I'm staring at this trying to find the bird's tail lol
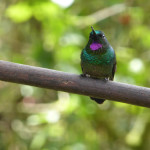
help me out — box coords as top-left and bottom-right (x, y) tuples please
(90, 97), (105, 104)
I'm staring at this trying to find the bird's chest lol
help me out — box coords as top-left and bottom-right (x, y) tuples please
(81, 49), (114, 65)
(81, 50), (115, 77)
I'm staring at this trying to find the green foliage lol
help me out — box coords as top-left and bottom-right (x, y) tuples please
(6, 2), (32, 23)
(0, 0), (150, 149)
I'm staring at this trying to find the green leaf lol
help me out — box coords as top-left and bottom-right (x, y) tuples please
(6, 3), (32, 23)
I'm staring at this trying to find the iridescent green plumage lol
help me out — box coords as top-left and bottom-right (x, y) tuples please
(81, 27), (116, 104)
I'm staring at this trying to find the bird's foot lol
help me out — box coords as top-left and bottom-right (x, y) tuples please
(86, 74), (91, 77)
(104, 77), (109, 81)
(80, 74), (90, 78)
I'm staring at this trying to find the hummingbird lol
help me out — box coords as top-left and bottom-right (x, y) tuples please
(81, 27), (116, 104)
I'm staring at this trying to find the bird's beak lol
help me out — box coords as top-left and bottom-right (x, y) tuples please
(91, 26), (98, 41)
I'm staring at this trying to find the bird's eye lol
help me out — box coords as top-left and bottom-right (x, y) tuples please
(98, 34), (105, 38)
(102, 35), (105, 38)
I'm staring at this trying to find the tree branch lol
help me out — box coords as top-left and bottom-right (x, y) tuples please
(0, 60), (149, 108)
(76, 3), (126, 28)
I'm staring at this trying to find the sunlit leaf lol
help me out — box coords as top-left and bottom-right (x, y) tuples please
(6, 3), (32, 23)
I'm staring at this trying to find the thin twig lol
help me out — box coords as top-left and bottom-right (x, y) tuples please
(76, 3), (126, 28)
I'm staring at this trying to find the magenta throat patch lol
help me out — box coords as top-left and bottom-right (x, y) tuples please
(90, 42), (102, 51)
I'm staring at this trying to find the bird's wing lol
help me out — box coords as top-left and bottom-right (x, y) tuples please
(110, 61), (116, 81)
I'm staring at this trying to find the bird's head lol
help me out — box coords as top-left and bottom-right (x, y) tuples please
(88, 26), (109, 52)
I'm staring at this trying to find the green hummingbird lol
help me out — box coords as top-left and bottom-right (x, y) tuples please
(81, 27), (116, 104)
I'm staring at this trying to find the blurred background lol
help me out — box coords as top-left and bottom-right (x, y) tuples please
(0, 0), (150, 149)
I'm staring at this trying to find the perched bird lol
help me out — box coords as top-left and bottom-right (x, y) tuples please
(81, 27), (116, 104)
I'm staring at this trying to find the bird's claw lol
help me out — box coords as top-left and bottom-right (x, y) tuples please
(80, 74), (90, 78)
